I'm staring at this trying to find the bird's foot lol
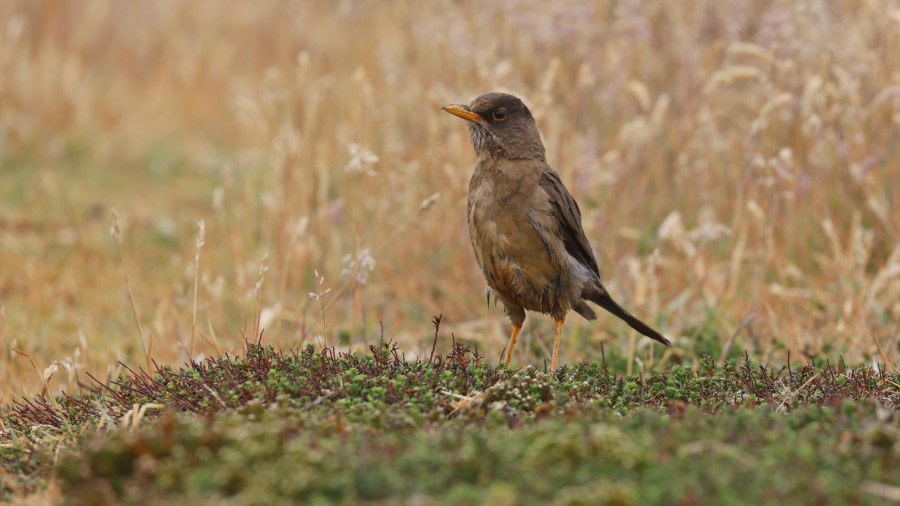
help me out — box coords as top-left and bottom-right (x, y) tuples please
(550, 317), (564, 373)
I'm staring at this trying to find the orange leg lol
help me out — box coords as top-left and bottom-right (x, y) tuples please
(551, 317), (565, 373)
(504, 324), (522, 367)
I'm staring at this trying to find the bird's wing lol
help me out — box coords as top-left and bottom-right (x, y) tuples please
(539, 167), (670, 345)
(537, 167), (601, 278)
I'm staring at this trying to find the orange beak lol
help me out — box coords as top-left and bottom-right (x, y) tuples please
(441, 104), (486, 125)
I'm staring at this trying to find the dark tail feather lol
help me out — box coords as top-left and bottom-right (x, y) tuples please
(573, 300), (597, 320)
(583, 289), (670, 346)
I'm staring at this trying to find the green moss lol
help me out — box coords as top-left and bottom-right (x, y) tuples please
(51, 404), (897, 505)
(2, 341), (897, 503)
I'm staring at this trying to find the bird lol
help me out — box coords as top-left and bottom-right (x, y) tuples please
(442, 92), (670, 372)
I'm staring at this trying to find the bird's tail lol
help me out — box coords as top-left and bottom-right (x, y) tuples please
(583, 288), (670, 346)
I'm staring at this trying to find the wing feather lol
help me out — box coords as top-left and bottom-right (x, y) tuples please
(538, 169), (600, 277)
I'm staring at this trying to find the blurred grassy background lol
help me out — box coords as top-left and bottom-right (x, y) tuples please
(1, 0), (898, 399)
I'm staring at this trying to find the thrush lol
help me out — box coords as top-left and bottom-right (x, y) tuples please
(442, 92), (670, 372)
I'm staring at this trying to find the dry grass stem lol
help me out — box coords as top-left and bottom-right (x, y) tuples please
(190, 220), (206, 358)
(110, 210), (150, 370)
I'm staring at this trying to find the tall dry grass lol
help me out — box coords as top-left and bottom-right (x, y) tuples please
(0, 0), (898, 398)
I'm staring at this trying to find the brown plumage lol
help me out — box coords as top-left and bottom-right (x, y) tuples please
(442, 92), (669, 372)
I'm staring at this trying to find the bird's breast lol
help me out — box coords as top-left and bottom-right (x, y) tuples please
(467, 185), (565, 309)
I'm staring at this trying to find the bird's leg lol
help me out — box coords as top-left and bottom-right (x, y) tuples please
(551, 317), (565, 373)
(504, 324), (522, 367)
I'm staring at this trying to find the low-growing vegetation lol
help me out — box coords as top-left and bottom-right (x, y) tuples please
(3, 338), (897, 504)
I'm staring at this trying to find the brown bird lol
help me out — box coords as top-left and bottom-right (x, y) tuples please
(442, 92), (669, 372)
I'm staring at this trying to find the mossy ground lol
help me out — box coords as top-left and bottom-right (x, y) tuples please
(2, 339), (898, 505)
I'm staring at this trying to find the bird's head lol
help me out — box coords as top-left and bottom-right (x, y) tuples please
(442, 92), (545, 161)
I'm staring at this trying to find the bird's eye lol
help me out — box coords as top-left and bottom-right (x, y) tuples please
(492, 108), (507, 121)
